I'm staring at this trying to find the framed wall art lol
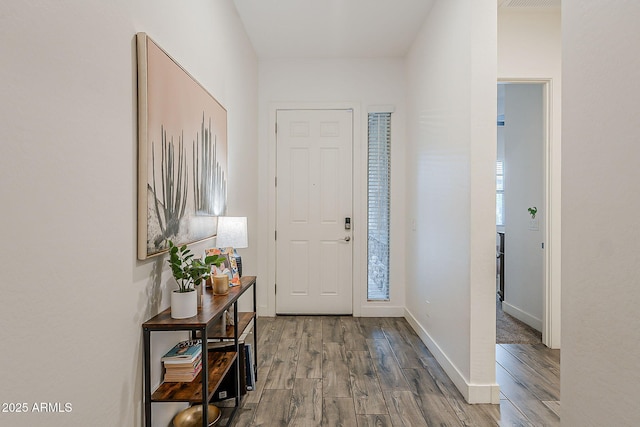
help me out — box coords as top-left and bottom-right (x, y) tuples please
(136, 32), (228, 260)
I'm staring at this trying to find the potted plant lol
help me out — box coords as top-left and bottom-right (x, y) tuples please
(167, 240), (224, 319)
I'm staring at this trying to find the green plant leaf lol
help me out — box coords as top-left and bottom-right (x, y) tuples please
(204, 255), (224, 267)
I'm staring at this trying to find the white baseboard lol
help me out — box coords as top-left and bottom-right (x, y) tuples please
(359, 305), (405, 317)
(258, 305), (404, 318)
(404, 308), (500, 404)
(257, 305), (272, 317)
(502, 301), (542, 332)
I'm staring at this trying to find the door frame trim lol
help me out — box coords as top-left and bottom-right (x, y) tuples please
(498, 78), (559, 348)
(267, 102), (362, 317)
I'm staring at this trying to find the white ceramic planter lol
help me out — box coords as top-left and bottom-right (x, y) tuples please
(171, 289), (197, 319)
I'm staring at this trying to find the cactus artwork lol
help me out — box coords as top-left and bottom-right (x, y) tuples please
(137, 33), (228, 259)
(150, 126), (189, 247)
(193, 115), (227, 216)
(145, 115), (228, 254)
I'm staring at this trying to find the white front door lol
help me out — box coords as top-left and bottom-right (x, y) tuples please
(276, 109), (353, 314)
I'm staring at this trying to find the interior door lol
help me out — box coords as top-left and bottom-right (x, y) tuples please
(276, 109), (353, 314)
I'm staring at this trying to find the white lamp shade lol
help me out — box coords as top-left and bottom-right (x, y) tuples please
(215, 217), (248, 248)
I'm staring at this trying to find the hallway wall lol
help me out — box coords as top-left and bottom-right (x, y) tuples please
(562, 1), (640, 425)
(404, 0), (498, 403)
(256, 58), (407, 317)
(0, 1), (258, 426)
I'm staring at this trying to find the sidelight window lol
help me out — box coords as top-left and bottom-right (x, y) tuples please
(367, 112), (391, 301)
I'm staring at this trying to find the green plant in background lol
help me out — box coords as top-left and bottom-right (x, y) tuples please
(167, 240), (225, 293)
(528, 206), (538, 219)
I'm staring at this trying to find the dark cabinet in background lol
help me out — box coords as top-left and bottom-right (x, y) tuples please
(497, 232), (505, 301)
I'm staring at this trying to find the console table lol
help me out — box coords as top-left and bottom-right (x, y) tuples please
(142, 275), (257, 427)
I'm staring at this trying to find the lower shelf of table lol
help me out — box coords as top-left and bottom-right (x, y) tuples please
(151, 351), (236, 403)
(201, 312), (255, 340)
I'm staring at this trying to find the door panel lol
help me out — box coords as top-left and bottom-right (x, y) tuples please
(276, 109), (353, 314)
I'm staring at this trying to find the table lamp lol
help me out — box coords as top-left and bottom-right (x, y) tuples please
(215, 216), (248, 276)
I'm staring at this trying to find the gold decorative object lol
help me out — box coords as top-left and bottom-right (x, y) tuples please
(212, 275), (229, 295)
(173, 404), (221, 427)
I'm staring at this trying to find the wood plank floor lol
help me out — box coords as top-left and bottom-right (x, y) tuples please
(218, 316), (560, 426)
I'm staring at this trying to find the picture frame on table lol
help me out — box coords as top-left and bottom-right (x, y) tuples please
(205, 247), (240, 286)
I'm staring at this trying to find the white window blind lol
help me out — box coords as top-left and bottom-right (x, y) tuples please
(367, 112), (391, 301)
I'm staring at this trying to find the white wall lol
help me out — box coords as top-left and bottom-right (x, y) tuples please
(502, 84), (544, 331)
(498, 6), (561, 348)
(0, 1), (257, 426)
(562, 1), (640, 425)
(257, 58), (407, 317)
(404, 0), (498, 403)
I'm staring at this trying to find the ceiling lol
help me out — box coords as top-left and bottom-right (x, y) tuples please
(233, 0), (561, 60)
(232, 0), (436, 59)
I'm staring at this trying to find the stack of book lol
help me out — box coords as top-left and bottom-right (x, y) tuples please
(161, 340), (203, 382)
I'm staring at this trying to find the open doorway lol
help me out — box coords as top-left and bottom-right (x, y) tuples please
(496, 82), (547, 344)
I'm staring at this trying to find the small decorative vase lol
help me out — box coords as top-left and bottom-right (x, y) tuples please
(171, 289), (198, 319)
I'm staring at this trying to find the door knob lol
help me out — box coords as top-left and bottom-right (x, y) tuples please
(344, 236), (351, 242)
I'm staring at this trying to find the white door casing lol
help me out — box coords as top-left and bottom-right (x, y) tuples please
(275, 109), (353, 314)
